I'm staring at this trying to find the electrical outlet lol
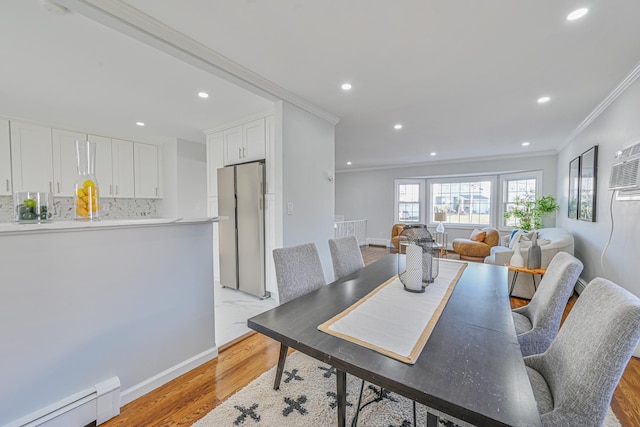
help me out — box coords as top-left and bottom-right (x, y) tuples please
(287, 202), (294, 215)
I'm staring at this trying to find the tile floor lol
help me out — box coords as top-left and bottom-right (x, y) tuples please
(214, 283), (277, 347)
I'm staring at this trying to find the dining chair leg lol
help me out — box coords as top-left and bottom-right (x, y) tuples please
(412, 401), (417, 426)
(273, 343), (288, 390)
(352, 379), (365, 427)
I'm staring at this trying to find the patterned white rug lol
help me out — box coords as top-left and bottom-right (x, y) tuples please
(193, 351), (622, 427)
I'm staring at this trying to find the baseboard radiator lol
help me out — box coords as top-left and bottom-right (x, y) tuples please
(575, 276), (588, 295)
(8, 377), (120, 427)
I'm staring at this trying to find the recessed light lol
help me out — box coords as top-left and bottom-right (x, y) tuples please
(537, 96), (551, 103)
(136, 122), (145, 127)
(341, 83), (352, 91)
(567, 8), (588, 21)
(522, 141), (530, 146)
(430, 152), (437, 156)
(394, 124), (403, 130)
(198, 92), (209, 99)
(346, 161), (352, 165)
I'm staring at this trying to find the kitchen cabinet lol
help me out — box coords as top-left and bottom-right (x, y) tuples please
(52, 128), (86, 196)
(88, 135), (114, 197)
(265, 115), (275, 194)
(223, 118), (266, 165)
(10, 121), (54, 193)
(134, 142), (160, 198)
(111, 139), (135, 198)
(206, 131), (224, 197)
(0, 119), (12, 195)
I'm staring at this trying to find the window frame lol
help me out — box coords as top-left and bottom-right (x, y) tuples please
(499, 171), (543, 230)
(394, 179), (425, 224)
(427, 176), (497, 229)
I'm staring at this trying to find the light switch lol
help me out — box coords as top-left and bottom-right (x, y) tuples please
(287, 201), (294, 215)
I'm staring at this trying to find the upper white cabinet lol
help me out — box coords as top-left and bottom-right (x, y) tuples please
(134, 142), (160, 198)
(52, 128), (86, 197)
(10, 121), (54, 193)
(88, 135), (114, 197)
(0, 119), (12, 195)
(223, 118), (266, 165)
(112, 139), (135, 198)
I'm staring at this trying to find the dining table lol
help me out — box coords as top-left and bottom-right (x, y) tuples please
(248, 254), (541, 427)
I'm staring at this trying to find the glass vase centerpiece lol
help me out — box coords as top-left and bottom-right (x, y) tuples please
(398, 224), (440, 292)
(74, 140), (100, 220)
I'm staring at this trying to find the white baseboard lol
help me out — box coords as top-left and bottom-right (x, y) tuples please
(7, 377), (120, 427)
(121, 346), (218, 405)
(574, 276), (588, 294)
(366, 238), (390, 247)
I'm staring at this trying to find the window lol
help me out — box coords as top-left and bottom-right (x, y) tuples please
(501, 172), (542, 228)
(430, 178), (493, 226)
(394, 179), (424, 223)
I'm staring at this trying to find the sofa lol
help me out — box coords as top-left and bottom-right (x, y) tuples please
(451, 228), (500, 262)
(484, 228), (575, 299)
(391, 223), (406, 251)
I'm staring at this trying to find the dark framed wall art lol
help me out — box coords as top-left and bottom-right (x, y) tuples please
(568, 156), (580, 220)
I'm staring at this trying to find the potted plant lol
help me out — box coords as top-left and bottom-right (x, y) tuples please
(504, 193), (559, 231)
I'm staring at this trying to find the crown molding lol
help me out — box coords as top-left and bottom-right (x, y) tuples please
(561, 59), (640, 149)
(336, 150), (558, 174)
(55, 0), (340, 126)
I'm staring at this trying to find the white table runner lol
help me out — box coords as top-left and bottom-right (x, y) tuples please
(318, 259), (467, 364)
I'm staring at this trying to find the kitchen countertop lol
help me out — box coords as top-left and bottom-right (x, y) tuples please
(0, 216), (228, 235)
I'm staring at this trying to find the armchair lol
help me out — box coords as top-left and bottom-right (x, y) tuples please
(451, 228), (500, 261)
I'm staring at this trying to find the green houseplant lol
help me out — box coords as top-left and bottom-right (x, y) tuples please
(504, 193), (559, 231)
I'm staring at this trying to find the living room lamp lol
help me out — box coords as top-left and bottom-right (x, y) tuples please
(434, 212), (447, 233)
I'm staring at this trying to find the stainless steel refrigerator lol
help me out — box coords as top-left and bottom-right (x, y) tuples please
(217, 162), (268, 298)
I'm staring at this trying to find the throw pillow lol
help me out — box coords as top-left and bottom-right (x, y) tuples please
(470, 229), (487, 242)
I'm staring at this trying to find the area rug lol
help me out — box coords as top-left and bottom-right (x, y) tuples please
(193, 351), (621, 427)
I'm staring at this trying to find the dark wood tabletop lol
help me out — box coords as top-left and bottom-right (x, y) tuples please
(248, 255), (541, 427)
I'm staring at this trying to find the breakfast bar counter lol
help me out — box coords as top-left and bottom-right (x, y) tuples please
(0, 217), (223, 426)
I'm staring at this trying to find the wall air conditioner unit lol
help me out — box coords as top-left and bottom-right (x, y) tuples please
(609, 140), (640, 190)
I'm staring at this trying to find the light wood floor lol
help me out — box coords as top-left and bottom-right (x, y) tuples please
(102, 246), (640, 427)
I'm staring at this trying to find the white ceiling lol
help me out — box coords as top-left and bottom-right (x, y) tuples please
(3, 1), (640, 171)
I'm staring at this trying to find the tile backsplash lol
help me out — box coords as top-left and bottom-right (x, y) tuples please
(0, 195), (157, 223)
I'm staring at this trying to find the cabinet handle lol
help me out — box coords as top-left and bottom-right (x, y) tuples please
(57, 182), (60, 193)
(49, 182), (53, 193)
(239, 147), (242, 158)
(155, 187), (158, 197)
(115, 185), (119, 195)
(243, 147), (247, 158)
(5, 179), (8, 192)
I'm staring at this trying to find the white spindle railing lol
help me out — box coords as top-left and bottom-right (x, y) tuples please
(334, 219), (367, 246)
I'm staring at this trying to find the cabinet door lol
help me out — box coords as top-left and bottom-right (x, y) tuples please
(111, 139), (134, 198)
(223, 125), (243, 165)
(52, 129), (86, 197)
(243, 118), (265, 162)
(134, 142), (159, 198)
(88, 135), (114, 197)
(264, 115), (275, 194)
(10, 121), (53, 193)
(0, 119), (11, 195)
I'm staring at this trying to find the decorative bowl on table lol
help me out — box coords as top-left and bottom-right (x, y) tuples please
(14, 192), (55, 223)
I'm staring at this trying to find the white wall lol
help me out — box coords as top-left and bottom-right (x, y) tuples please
(160, 139), (207, 218)
(0, 221), (216, 426)
(556, 73), (640, 298)
(336, 154), (558, 245)
(280, 101), (336, 282)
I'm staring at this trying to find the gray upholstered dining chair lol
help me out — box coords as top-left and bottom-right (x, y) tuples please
(524, 277), (640, 427)
(328, 235), (365, 280)
(272, 242), (326, 390)
(511, 252), (583, 356)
